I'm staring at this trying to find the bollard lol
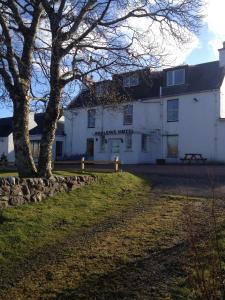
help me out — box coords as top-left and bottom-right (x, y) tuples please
(114, 156), (119, 172)
(81, 157), (85, 171)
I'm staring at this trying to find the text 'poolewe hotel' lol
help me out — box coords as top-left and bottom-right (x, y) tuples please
(64, 42), (225, 164)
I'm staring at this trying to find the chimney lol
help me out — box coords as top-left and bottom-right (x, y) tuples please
(219, 42), (225, 67)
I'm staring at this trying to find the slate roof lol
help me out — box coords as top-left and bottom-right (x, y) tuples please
(0, 117), (13, 137)
(29, 113), (65, 136)
(69, 60), (225, 109)
(0, 113), (65, 138)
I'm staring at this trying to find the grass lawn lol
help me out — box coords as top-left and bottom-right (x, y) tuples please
(0, 172), (224, 299)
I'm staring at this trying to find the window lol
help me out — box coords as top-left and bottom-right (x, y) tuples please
(123, 104), (133, 125)
(167, 69), (185, 86)
(31, 140), (40, 159)
(123, 74), (139, 87)
(87, 109), (96, 128)
(167, 99), (179, 122)
(96, 84), (106, 97)
(125, 134), (132, 151)
(99, 136), (106, 152)
(167, 135), (178, 157)
(141, 134), (148, 152)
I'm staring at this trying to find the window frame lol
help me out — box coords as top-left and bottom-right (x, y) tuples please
(167, 135), (178, 158)
(123, 74), (139, 87)
(141, 134), (148, 152)
(125, 134), (132, 151)
(95, 84), (106, 97)
(123, 104), (133, 125)
(167, 99), (179, 122)
(99, 136), (106, 152)
(87, 109), (96, 128)
(166, 69), (185, 86)
(31, 140), (40, 159)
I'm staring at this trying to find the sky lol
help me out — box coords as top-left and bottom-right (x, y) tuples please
(1, 0), (225, 118)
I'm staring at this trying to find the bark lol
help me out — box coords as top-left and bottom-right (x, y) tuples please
(12, 94), (37, 177)
(38, 94), (61, 178)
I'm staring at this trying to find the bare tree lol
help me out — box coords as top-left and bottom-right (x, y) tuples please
(0, 0), (42, 177)
(0, 0), (203, 178)
(37, 0), (203, 177)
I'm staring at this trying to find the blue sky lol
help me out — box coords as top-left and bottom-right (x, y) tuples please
(1, 0), (224, 118)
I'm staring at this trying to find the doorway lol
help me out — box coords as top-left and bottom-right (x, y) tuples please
(110, 138), (121, 161)
(86, 138), (94, 159)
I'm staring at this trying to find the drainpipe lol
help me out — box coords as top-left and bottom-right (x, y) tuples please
(160, 87), (164, 159)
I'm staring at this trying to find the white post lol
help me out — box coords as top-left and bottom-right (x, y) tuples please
(114, 156), (119, 172)
(81, 157), (85, 171)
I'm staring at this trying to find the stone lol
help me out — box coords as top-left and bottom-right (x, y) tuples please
(7, 177), (16, 185)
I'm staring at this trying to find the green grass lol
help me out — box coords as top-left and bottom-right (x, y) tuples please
(0, 172), (149, 270)
(0, 171), (225, 299)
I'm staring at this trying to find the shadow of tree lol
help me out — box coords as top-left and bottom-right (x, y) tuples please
(41, 243), (187, 300)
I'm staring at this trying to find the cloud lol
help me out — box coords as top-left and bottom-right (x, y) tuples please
(204, 0), (225, 55)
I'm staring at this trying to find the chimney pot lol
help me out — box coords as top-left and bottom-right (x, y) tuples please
(223, 41), (225, 48)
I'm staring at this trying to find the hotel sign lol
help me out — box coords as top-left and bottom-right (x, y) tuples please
(94, 129), (133, 136)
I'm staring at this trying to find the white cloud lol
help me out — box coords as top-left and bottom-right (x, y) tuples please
(204, 0), (225, 56)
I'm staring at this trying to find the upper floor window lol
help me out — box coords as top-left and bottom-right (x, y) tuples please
(95, 84), (106, 97)
(123, 74), (139, 87)
(123, 104), (133, 125)
(167, 69), (185, 86)
(87, 109), (96, 128)
(167, 99), (179, 122)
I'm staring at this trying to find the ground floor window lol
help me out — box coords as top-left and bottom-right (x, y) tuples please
(167, 135), (178, 157)
(99, 136), (106, 152)
(141, 134), (148, 152)
(125, 134), (132, 151)
(31, 140), (40, 159)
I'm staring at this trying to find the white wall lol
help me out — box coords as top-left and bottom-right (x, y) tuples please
(65, 88), (225, 164)
(65, 101), (162, 164)
(161, 90), (220, 162)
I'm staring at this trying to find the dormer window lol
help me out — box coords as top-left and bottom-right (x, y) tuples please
(123, 74), (139, 87)
(96, 84), (106, 97)
(167, 69), (185, 86)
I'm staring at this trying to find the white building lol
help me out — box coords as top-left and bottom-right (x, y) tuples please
(64, 43), (225, 164)
(0, 113), (65, 162)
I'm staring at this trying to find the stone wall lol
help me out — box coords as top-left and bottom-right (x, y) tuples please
(0, 175), (97, 208)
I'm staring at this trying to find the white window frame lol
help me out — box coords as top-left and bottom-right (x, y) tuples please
(167, 99), (179, 122)
(125, 134), (132, 151)
(99, 136), (106, 152)
(123, 104), (133, 125)
(123, 74), (139, 87)
(87, 109), (96, 128)
(31, 140), (40, 159)
(166, 69), (185, 86)
(167, 135), (178, 158)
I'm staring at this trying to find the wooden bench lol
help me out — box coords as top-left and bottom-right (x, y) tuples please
(180, 153), (207, 164)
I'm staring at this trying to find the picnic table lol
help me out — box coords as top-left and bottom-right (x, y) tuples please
(180, 153), (207, 164)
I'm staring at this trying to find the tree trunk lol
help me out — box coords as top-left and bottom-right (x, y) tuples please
(38, 93), (61, 178)
(12, 96), (37, 177)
